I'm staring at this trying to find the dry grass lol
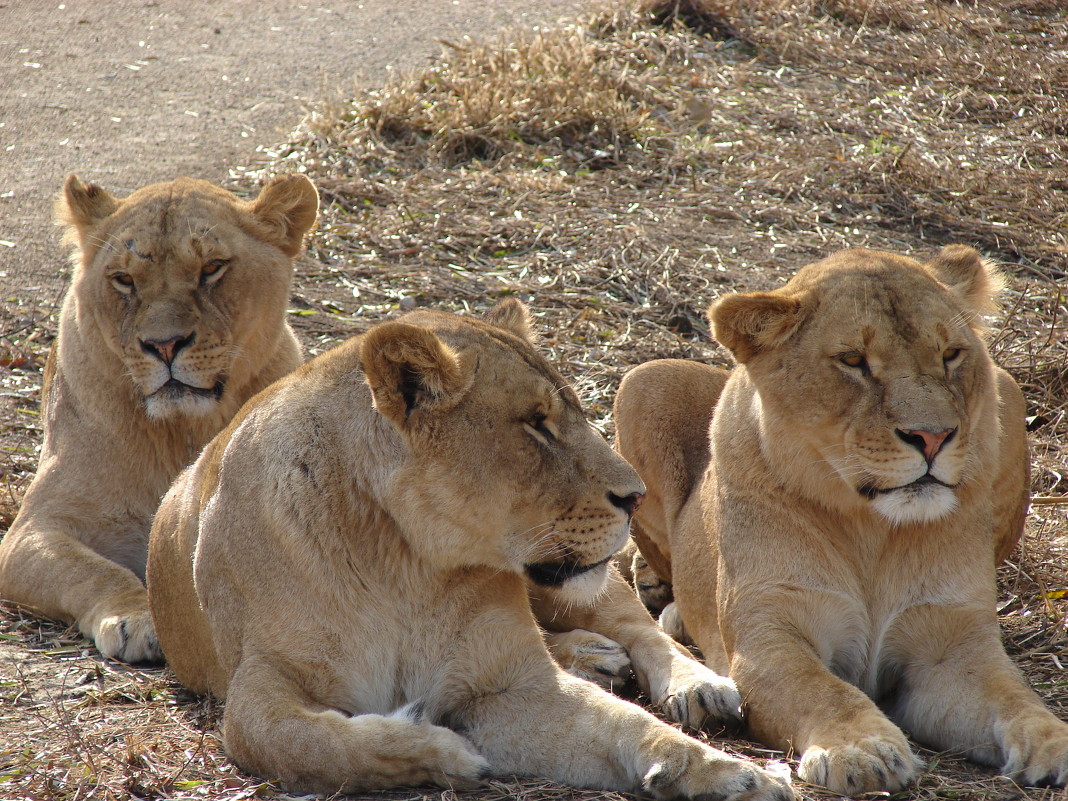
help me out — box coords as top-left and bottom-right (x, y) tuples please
(1, 0), (1067, 798)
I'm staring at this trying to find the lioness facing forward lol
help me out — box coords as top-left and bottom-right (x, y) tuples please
(0, 174), (318, 663)
(147, 301), (792, 799)
(615, 246), (1067, 794)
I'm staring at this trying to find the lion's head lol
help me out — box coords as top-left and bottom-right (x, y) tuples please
(710, 246), (1005, 526)
(58, 174), (318, 419)
(358, 300), (645, 601)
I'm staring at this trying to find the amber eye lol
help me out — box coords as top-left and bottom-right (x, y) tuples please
(942, 347), (962, 363)
(201, 258), (230, 284)
(109, 272), (134, 293)
(839, 352), (867, 370)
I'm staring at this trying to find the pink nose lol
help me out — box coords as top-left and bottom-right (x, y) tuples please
(899, 428), (955, 461)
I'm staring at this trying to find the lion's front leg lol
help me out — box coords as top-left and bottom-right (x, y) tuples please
(713, 585), (922, 795)
(890, 604), (1068, 786)
(464, 662), (792, 800)
(0, 516), (160, 664)
(530, 566), (741, 731)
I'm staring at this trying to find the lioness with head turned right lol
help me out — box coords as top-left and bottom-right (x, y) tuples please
(147, 300), (792, 799)
(615, 246), (1068, 795)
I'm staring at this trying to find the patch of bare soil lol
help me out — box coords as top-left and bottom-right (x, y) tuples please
(1, 0), (1067, 799)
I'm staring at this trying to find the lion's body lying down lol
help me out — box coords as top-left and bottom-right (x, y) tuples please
(0, 174), (318, 662)
(147, 301), (792, 799)
(616, 246), (1068, 794)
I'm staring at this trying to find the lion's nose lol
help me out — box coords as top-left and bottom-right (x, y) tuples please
(896, 427), (956, 462)
(141, 333), (195, 366)
(608, 490), (644, 516)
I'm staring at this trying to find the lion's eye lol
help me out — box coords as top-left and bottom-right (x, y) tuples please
(201, 258), (231, 285)
(525, 412), (555, 443)
(109, 273), (135, 293)
(942, 347), (962, 363)
(839, 352), (868, 371)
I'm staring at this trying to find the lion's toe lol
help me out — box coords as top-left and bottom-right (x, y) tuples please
(545, 629), (632, 691)
(646, 748), (794, 801)
(95, 611), (162, 664)
(662, 668), (742, 731)
(799, 736), (919, 795)
(658, 602), (693, 646)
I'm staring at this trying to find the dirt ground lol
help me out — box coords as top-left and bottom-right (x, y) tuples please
(0, 0), (575, 305)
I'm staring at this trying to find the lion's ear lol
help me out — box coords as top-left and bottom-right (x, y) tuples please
(361, 322), (474, 427)
(483, 298), (534, 342)
(709, 292), (804, 364)
(925, 245), (1005, 318)
(249, 174), (320, 257)
(56, 174), (119, 233)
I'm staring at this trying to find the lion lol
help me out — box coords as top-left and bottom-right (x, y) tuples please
(146, 300), (793, 799)
(614, 246), (1068, 795)
(0, 173), (319, 664)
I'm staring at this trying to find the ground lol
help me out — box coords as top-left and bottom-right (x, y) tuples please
(1, 1), (1067, 800)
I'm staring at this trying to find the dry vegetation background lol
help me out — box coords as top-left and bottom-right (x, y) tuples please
(1, 0), (1067, 799)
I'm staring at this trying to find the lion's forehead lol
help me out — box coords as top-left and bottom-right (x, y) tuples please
(812, 278), (969, 352)
(100, 199), (243, 267)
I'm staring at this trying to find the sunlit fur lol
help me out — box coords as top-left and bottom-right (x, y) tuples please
(147, 302), (791, 800)
(0, 173), (317, 663)
(616, 246), (1063, 797)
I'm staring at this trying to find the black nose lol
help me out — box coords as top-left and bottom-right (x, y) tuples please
(608, 491), (643, 516)
(140, 332), (195, 366)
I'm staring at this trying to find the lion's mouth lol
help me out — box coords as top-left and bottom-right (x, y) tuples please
(858, 473), (955, 499)
(525, 556), (611, 587)
(152, 377), (225, 401)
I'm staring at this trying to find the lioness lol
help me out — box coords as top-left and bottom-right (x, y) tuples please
(0, 174), (318, 663)
(147, 301), (792, 799)
(615, 246), (1068, 794)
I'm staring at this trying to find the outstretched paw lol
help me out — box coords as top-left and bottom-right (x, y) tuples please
(660, 659), (742, 731)
(545, 629), (632, 690)
(799, 734), (920, 795)
(95, 610), (162, 664)
(1000, 712), (1068, 787)
(645, 747), (794, 801)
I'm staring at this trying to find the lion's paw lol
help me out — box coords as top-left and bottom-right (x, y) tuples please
(545, 629), (632, 690)
(660, 661), (743, 731)
(658, 602), (693, 646)
(799, 735), (920, 795)
(94, 611), (163, 664)
(420, 725), (492, 791)
(1000, 713), (1068, 786)
(644, 747), (794, 801)
(632, 550), (672, 613)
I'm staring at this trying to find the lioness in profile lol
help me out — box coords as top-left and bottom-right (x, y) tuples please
(0, 174), (318, 663)
(147, 301), (792, 799)
(615, 246), (1068, 794)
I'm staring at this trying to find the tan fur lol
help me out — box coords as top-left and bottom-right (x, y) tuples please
(615, 246), (1062, 795)
(147, 302), (793, 798)
(0, 174), (318, 663)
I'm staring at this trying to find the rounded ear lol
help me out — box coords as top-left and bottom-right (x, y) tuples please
(56, 174), (119, 233)
(482, 297), (534, 342)
(249, 174), (320, 257)
(924, 245), (1005, 321)
(361, 322), (475, 427)
(708, 292), (805, 364)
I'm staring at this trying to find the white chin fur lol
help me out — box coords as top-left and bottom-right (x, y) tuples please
(871, 483), (959, 526)
(144, 392), (219, 420)
(551, 563), (611, 606)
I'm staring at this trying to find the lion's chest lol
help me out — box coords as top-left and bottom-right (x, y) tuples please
(810, 570), (967, 701)
(327, 570), (534, 721)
